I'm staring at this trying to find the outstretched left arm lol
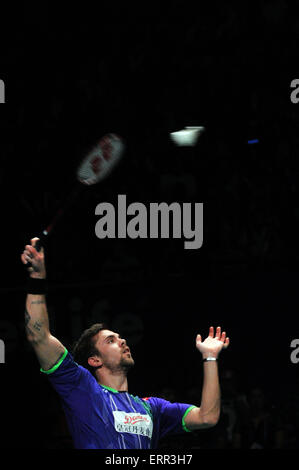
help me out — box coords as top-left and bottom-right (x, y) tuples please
(184, 326), (230, 430)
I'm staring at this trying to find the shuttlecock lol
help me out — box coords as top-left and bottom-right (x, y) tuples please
(170, 126), (205, 147)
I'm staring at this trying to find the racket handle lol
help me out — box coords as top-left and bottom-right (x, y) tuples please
(34, 239), (42, 252)
(25, 235), (45, 269)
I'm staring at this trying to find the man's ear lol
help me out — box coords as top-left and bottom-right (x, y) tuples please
(88, 356), (103, 369)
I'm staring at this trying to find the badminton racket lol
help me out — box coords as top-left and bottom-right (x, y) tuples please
(26, 132), (125, 263)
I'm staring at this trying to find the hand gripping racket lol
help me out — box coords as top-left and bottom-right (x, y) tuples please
(26, 133), (125, 261)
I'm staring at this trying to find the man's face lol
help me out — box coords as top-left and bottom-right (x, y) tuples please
(93, 329), (135, 372)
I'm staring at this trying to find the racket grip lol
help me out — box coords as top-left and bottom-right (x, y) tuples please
(34, 239), (42, 252)
(26, 236), (44, 269)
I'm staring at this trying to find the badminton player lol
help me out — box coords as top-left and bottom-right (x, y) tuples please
(21, 237), (230, 449)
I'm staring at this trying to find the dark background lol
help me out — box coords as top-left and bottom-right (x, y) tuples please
(1, 0), (299, 449)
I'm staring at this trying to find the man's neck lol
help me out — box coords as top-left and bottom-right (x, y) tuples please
(96, 369), (129, 392)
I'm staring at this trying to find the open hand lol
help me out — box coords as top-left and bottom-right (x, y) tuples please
(196, 326), (229, 359)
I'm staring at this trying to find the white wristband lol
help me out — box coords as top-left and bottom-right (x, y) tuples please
(203, 357), (217, 362)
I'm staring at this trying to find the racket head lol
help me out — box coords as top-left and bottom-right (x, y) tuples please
(77, 133), (125, 185)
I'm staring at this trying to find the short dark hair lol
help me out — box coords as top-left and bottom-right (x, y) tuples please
(72, 323), (108, 377)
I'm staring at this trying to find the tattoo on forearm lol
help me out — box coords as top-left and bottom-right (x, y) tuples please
(24, 308), (31, 326)
(33, 321), (42, 331)
(24, 307), (43, 339)
(31, 300), (45, 305)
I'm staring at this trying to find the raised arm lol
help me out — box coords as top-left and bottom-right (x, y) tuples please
(21, 237), (66, 371)
(184, 326), (230, 430)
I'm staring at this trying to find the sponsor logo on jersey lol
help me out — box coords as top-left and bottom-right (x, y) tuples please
(113, 411), (153, 438)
